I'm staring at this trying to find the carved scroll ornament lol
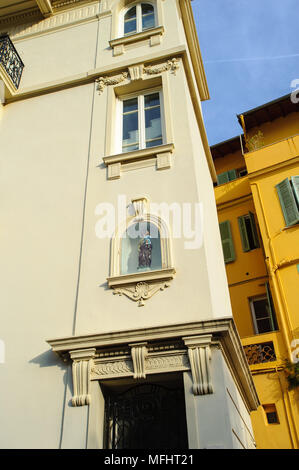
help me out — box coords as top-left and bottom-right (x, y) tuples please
(113, 281), (170, 307)
(96, 58), (180, 94)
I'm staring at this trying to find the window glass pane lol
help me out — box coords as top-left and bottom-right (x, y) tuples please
(256, 318), (272, 334)
(123, 98), (139, 150)
(123, 98), (138, 113)
(145, 92), (160, 108)
(142, 4), (154, 15)
(146, 138), (163, 148)
(253, 299), (269, 319)
(266, 412), (278, 424)
(124, 18), (137, 35)
(125, 6), (136, 20)
(145, 106), (162, 142)
(142, 13), (155, 30)
(122, 143), (139, 153)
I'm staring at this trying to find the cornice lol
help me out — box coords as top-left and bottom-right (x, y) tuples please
(179, 0), (209, 102)
(246, 154), (299, 181)
(47, 317), (259, 411)
(0, 9), (42, 28)
(0, 1), (97, 29)
(5, 46), (186, 103)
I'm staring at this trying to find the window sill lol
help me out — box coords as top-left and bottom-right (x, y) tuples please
(103, 143), (175, 179)
(109, 26), (165, 56)
(107, 267), (176, 288)
(282, 223), (299, 231)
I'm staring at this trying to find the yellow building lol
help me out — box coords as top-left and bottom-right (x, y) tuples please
(212, 93), (299, 449)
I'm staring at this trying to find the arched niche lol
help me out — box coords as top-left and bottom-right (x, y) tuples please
(107, 205), (175, 306)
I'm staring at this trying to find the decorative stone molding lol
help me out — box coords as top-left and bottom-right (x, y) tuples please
(4, 4), (101, 42)
(109, 26), (165, 57)
(91, 359), (133, 378)
(96, 72), (128, 95)
(144, 58), (180, 76)
(47, 319), (260, 411)
(70, 348), (96, 407)
(36, 0), (53, 17)
(146, 352), (189, 373)
(112, 279), (171, 307)
(96, 58), (180, 97)
(103, 143), (175, 179)
(128, 64), (144, 81)
(131, 196), (149, 220)
(130, 342), (148, 379)
(183, 335), (213, 396)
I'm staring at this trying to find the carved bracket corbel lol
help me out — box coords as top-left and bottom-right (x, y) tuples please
(70, 348), (96, 406)
(96, 72), (129, 94)
(130, 342), (148, 379)
(183, 335), (213, 396)
(113, 281), (170, 307)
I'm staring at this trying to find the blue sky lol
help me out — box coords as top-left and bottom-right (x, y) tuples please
(192, 0), (299, 145)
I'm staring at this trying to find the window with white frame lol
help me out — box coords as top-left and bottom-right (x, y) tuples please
(121, 90), (164, 153)
(123, 3), (156, 36)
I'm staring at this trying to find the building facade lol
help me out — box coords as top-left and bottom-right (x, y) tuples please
(212, 94), (299, 449)
(0, 0), (258, 449)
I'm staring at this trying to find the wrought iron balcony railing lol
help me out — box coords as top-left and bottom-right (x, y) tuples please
(0, 34), (24, 90)
(243, 341), (276, 365)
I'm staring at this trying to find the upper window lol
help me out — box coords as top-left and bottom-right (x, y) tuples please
(250, 284), (278, 334)
(263, 404), (279, 424)
(121, 90), (164, 153)
(275, 176), (299, 227)
(216, 168), (248, 185)
(238, 212), (260, 252)
(124, 3), (155, 36)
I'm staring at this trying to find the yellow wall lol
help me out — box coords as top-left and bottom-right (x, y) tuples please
(251, 372), (295, 449)
(215, 175), (268, 337)
(247, 111), (299, 148)
(245, 136), (299, 348)
(213, 149), (245, 175)
(213, 110), (299, 448)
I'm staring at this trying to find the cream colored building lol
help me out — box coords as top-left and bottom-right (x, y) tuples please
(0, 0), (259, 449)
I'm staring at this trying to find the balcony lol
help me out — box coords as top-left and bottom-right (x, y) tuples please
(0, 34), (24, 93)
(243, 341), (276, 365)
(242, 331), (286, 371)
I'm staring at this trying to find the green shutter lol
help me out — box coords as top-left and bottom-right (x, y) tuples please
(249, 212), (260, 248)
(217, 172), (230, 185)
(217, 170), (237, 185)
(219, 221), (236, 263)
(275, 178), (299, 226)
(291, 176), (299, 207)
(228, 169), (237, 181)
(265, 282), (276, 331)
(238, 215), (250, 252)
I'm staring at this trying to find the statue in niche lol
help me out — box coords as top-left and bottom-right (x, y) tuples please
(138, 231), (152, 269)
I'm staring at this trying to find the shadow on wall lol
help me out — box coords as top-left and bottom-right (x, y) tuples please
(29, 349), (72, 403)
